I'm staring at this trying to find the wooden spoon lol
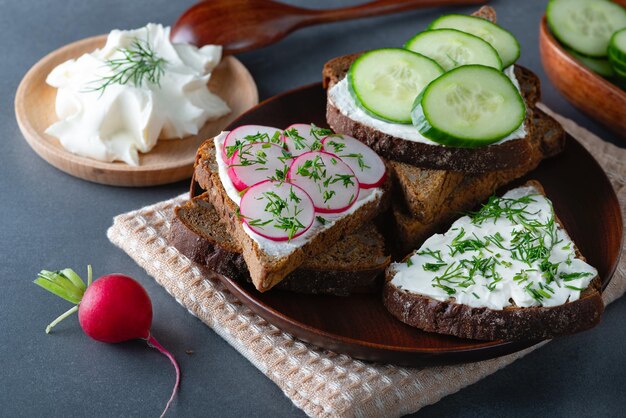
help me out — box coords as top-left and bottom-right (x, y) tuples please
(171, 0), (489, 54)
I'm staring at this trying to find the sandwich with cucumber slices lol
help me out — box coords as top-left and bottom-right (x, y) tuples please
(325, 7), (538, 173)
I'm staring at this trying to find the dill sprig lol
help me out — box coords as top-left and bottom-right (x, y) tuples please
(341, 153), (370, 171)
(295, 155), (327, 181)
(247, 188), (307, 240)
(416, 248), (443, 263)
(327, 173), (356, 188)
(225, 132), (283, 159)
(324, 139), (370, 172)
(284, 128), (308, 151)
(469, 195), (539, 225)
(448, 228), (487, 256)
(309, 124), (334, 140)
(326, 140), (346, 154)
(87, 37), (167, 95)
(284, 125), (329, 152)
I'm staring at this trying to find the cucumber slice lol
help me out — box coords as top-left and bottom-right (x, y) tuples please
(609, 28), (626, 69)
(404, 29), (502, 71)
(614, 63), (626, 78)
(547, 0), (626, 58)
(612, 60), (626, 77)
(411, 65), (526, 147)
(428, 14), (520, 67)
(348, 48), (444, 124)
(568, 48), (615, 77)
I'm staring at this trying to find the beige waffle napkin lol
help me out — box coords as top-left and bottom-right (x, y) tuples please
(108, 105), (625, 418)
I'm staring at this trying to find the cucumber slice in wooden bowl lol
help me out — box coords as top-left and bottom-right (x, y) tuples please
(567, 48), (615, 77)
(411, 65), (526, 148)
(347, 48), (443, 124)
(404, 28), (502, 71)
(428, 14), (520, 67)
(609, 28), (626, 72)
(547, 0), (626, 58)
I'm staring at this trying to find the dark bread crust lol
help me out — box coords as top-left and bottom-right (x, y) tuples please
(170, 199), (248, 279)
(194, 140), (392, 292)
(382, 278), (603, 341)
(169, 196), (390, 296)
(323, 51), (542, 173)
(383, 180), (604, 341)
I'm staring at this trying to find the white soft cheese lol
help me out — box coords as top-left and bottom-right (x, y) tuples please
(213, 131), (383, 258)
(327, 65), (526, 146)
(46, 23), (230, 165)
(389, 185), (597, 310)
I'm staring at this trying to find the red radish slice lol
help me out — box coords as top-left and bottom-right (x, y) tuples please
(282, 123), (327, 156)
(227, 142), (289, 191)
(222, 125), (283, 162)
(288, 151), (360, 213)
(240, 180), (315, 241)
(322, 135), (386, 189)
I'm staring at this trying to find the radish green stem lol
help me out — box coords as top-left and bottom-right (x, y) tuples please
(45, 305), (79, 334)
(147, 335), (180, 418)
(87, 265), (93, 286)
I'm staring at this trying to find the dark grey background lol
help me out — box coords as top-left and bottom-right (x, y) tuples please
(1, 0), (624, 416)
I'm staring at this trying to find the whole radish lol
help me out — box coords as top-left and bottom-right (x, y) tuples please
(34, 266), (179, 418)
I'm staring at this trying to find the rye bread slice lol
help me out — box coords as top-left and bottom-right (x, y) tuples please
(383, 180), (604, 341)
(325, 56), (541, 173)
(193, 139), (392, 292)
(169, 194), (390, 296)
(391, 107), (566, 253)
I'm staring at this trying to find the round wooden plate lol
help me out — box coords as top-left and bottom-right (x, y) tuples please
(14, 35), (258, 187)
(213, 83), (622, 366)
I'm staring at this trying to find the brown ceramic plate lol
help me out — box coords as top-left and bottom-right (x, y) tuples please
(213, 83), (622, 366)
(539, 4), (626, 140)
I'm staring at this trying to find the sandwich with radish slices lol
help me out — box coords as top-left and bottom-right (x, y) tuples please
(188, 123), (391, 292)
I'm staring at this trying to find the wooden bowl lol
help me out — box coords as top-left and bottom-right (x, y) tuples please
(14, 35), (258, 187)
(539, 14), (626, 139)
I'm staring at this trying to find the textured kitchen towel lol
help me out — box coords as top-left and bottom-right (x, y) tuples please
(108, 106), (625, 418)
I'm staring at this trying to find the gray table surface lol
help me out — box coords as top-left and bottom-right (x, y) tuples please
(2, 0), (625, 416)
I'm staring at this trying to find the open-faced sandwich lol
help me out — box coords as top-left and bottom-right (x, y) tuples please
(169, 6), (604, 341)
(384, 180), (603, 341)
(189, 124), (391, 292)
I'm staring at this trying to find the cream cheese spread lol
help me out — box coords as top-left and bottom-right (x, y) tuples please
(46, 23), (230, 165)
(327, 66), (526, 146)
(213, 132), (383, 258)
(389, 185), (597, 310)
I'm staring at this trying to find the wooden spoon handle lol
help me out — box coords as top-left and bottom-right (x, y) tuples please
(303, 0), (490, 24)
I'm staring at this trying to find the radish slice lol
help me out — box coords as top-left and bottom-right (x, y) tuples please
(240, 180), (315, 241)
(223, 125), (283, 162)
(288, 151), (360, 213)
(282, 124), (332, 156)
(321, 135), (387, 189)
(228, 142), (289, 191)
